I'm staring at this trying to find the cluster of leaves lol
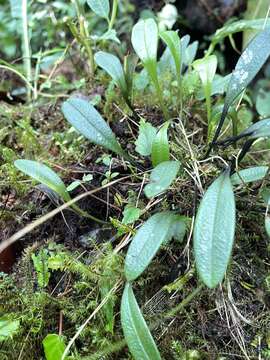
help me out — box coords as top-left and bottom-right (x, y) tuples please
(5, 4), (270, 360)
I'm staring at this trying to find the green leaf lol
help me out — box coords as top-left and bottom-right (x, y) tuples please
(265, 216), (270, 238)
(32, 249), (51, 288)
(86, 0), (110, 19)
(9, 0), (22, 19)
(131, 18), (168, 120)
(160, 31), (181, 78)
(0, 317), (20, 341)
(124, 54), (138, 97)
(120, 283), (161, 360)
(214, 27), (270, 142)
(144, 161), (180, 198)
(122, 206), (142, 225)
(197, 74), (232, 100)
(151, 122), (170, 167)
(256, 88), (270, 117)
(62, 97), (125, 157)
(125, 212), (177, 281)
(14, 160), (70, 202)
(135, 121), (157, 156)
(95, 51), (128, 102)
(240, 118), (270, 139)
(183, 40), (198, 66)
(43, 334), (66, 360)
(66, 180), (81, 192)
(168, 215), (187, 243)
(194, 170), (236, 288)
(243, 1), (270, 47)
(193, 55), (217, 87)
(262, 188), (270, 205)
(231, 166), (268, 185)
(131, 18), (158, 64)
(91, 29), (120, 44)
(210, 18), (270, 50)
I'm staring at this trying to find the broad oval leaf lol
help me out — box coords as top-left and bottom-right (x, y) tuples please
(86, 0), (110, 19)
(194, 170), (236, 288)
(213, 27), (270, 143)
(94, 51), (128, 98)
(240, 118), (270, 139)
(121, 283), (161, 360)
(62, 97), (125, 156)
(231, 166), (268, 185)
(144, 161), (180, 198)
(160, 31), (181, 77)
(14, 160), (70, 202)
(125, 212), (176, 281)
(151, 122), (170, 167)
(131, 18), (158, 63)
(43, 334), (66, 360)
(135, 121), (157, 156)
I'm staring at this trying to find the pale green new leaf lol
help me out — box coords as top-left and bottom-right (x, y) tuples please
(151, 122), (170, 166)
(121, 283), (161, 360)
(0, 317), (20, 341)
(160, 31), (181, 77)
(135, 121), (157, 156)
(214, 28), (270, 142)
(131, 18), (158, 63)
(86, 0), (110, 19)
(194, 170), (236, 288)
(125, 212), (176, 281)
(62, 98), (125, 156)
(14, 160), (70, 202)
(94, 51), (128, 99)
(193, 55), (217, 86)
(231, 166), (268, 185)
(144, 161), (180, 198)
(43, 334), (66, 360)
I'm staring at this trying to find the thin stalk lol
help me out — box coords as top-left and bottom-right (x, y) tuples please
(21, 0), (32, 101)
(204, 82), (212, 141)
(177, 73), (183, 115)
(108, 0), (118, 30)
(148, 64), (169, 121)
(72, 0), (94, 76)
(71, 203), (107, 225)
(231, 109), (238, 149)
(33, 51), (42, 100)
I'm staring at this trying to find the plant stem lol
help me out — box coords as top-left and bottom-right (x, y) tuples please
(72, 0), (95, 76)
(21, 0), (32, 101)
(205, 83), (212, 141)
(108, 0), (118, 30)
(148, 64), (169, 121)
(159, 283), (204, 321)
